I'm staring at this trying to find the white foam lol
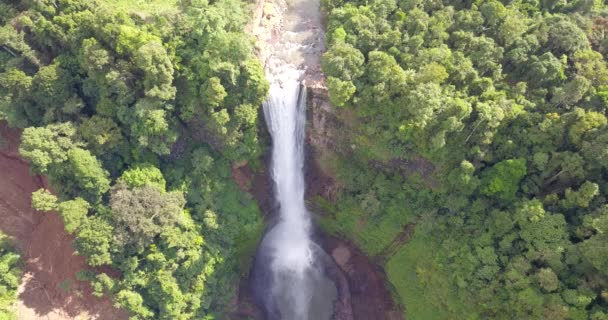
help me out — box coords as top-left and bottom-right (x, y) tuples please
(263, 57), (314, 319)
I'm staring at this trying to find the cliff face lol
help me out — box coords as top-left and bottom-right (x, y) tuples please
(306, 87), (333, 155)
(304, 87), (405, 320)
(305, 86), (340, 202)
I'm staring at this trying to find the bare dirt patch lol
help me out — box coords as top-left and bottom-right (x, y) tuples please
(0, 122), (126, 320)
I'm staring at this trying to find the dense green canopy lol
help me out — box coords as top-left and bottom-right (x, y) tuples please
(0, 233), (20, 319)
(321, 0), (608, 318)
(0, 0), (266, 318)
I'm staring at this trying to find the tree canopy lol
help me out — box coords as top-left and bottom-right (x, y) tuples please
(1, 0), (266, 318)
(321, 0), (608, 318)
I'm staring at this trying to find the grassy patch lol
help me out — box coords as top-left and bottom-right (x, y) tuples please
(386, 214), (480, 320)
(101, 0), (180, 15)
(317, 197), (415, 256)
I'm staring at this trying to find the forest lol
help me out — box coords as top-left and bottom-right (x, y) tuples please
(2, 0), (608, 319)
(320, 0), (608, 319)
(1, 0), (267, 318)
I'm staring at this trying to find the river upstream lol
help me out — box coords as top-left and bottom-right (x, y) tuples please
(250, 0), (337, 318)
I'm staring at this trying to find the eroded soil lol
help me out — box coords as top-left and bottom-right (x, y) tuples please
(0, 122), (126, 320)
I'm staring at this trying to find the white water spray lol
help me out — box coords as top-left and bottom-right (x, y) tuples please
(252, 0), (335, 317)
(262, 58), (315, 319)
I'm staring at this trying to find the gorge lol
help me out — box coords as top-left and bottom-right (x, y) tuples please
(3, 0), (608, 319)
(250, 0), (339, 318)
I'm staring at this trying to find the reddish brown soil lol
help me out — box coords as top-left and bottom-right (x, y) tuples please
(320, 234), (403, 320)
(0, 122), (126, 320)
(231, 157), (275, 216)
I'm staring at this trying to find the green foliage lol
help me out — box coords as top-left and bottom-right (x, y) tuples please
(110, 183), (186, 248)
(115, 290), (154, 319)
(1, 1), (268, 317)
(0, 233), (21, 320)
(327, 77), (356, 107)
(31, 188), (57, 212)
(537, 268), (559, 292)
(58, 198), (89, 234)
(63, 148), (111, 204)
(321, 0), (608, 318)
(73, 216), (113, 267)
(118, 163), (166, 192)
(480, 158), (527, 201)
(19, 123), (78, 173)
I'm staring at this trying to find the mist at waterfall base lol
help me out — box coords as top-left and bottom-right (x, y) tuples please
(251, 63), (337, 320)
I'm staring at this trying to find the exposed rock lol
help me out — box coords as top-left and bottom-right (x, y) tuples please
(332, 245), (351, 270)
(231, 161), (252, 191)
(320, 234), (404, 320)
(304, 86), (346, 202)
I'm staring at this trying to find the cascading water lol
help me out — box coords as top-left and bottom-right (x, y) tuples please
(251, 0), (336, 317)
(255, 57), (336, 320)
(263, 64), (311, 280)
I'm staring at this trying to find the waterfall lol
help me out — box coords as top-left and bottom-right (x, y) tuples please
(263, 67), (311, 274)
(251, 0), (335, 317)
(261, 59), (315, 319)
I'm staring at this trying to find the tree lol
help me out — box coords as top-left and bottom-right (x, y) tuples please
(134, 41), (176, 101)
(57, 198), (89, 234)
(572, 49), (608, 86)
(327, 77), (356, 107)
(551, 76), (591, 108)
(115, 290), (154, 319)
(546, 16), (590, 54)
(78, 116), (123, 154)
(527, 52), (566, 87)
(233, 103), (258, 127)
(481, 158), (527, 201)
(19, 123), (78, 173)
(63, 148), (110, 203)
(73, 216), (113, 266)
(537, 268), (559, 292)
(515, 198), (546, 223)
(418, 61), (449, 84)
(579, 209), (608, 274)
(118, 163), (166, 192)
(31, 189), (57, 212)
(79, 38), (111, 76)
(0, 232), (21, 320)
(561, 181), (599, 209)
(130, 100), (177, 155)
(201, 77), (227, 107)
(321, 43), (365, 81)
(497, 9), (528, 46)
(110, 183), (186, 247)
(0, 68), (33, 128)
(91, 273), (116, 298)
(568, 108), (607, 146)
(30, 63), (82, 124)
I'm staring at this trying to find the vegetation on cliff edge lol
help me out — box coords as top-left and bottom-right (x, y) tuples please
(0, 0), (268, 318)
(321, 0), (608, 318)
